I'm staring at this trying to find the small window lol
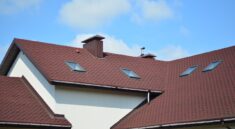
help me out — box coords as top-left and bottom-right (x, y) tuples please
(203, 60), (222, 72)
(66, 61), (86, 72)
(122, 68), (140, 79)
(180, 65), (198, 77)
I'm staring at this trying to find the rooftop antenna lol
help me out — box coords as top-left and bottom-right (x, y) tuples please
(141, 47), (145, 56)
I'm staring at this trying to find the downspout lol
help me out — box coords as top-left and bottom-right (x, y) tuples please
(147, 90), (150, 103)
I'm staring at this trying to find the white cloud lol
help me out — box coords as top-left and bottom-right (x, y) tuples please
(59, 0), (130, 29)
(59, 0), (176, 29)
(71, 34), (189, 61)
(132, 0), (174, 23)
(72, 34), (141, 56)
(156, 45), (189, 61)
(0, 0), (41, 15)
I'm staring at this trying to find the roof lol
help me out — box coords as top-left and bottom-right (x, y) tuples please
(0, 38), (235, 128)
(1, 38), (167, 92)
(0, 76), (71, 128)
(113, 46), (235, 128)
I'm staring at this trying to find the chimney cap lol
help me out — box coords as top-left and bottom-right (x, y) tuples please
(82, 35), (105, 43)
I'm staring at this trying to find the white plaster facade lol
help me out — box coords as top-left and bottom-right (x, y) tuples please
(7, 51), (146, 129)
(55, 86), (145, 129)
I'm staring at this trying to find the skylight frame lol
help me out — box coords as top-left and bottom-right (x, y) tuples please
(65, 61), (86, 72)
(121, 68), (140, 79)
(202, 60), (222, 72)
(180, 65), (198, 77)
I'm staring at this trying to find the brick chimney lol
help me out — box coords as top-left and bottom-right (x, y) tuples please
(82, 35), (105, 58)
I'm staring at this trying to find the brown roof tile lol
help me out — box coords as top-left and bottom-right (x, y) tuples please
(13, 38), (167, 91)
(0, 76), (71, 128)
(113, 46), (235, 128)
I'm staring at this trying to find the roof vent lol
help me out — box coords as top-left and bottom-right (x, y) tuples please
(141, 53), (156, 59)
(140, 47), (156, 59)
(82, 35), (105, 58)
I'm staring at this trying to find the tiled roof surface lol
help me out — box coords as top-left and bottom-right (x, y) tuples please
(0, 76), (71, 128)
(13, 39), (167, 91)
(113, 46), (235, 128)
(1, 38), (235, 128)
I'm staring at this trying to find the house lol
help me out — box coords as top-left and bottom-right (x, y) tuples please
(0, 35), (234, 129)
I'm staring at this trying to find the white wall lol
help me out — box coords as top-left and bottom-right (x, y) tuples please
(55, 86), (146, 129)
(7, 51), (56, 111)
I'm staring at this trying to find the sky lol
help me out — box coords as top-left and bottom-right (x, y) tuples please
(0, 0), (235, 62)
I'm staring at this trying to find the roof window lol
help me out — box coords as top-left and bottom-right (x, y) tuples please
(203, 60), (222, 72)
(66, 61), (86, 72)
(180, 65), (198, 77)
(122, 68), (140, 79)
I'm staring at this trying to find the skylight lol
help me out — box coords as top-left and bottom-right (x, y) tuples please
(122, 68), (140, 79)
(66, 61), (86, 72)
(203, 60), (222, 72)
(180, 65), (198, 77)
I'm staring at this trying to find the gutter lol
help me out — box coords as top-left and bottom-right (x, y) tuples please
(131, 117), (235, 129)
(51, 80), (163, 94)
(0, 121), (71, 129)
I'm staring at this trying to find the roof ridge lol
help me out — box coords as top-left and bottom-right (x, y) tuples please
(14, 38), (167, 62)
(105, 52), (167, 63)
(169, 45), (235, 62)
(13, 38), (235, 63)
(14, 38), (80, 50)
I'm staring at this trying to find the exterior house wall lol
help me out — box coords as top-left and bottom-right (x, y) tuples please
(55, 86), (146, 129)
(7, 51), (56, 111)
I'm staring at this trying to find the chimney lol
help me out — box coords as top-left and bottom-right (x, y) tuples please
(82, 35), (105, 58)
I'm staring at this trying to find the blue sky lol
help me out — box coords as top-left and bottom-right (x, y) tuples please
(0, 0), (235, 62)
